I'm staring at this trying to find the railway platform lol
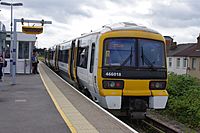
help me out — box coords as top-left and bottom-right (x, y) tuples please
(0, 72), (70, 133)
(0, 62), (137, 133)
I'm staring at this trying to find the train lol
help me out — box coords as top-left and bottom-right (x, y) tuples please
(44, 22), (168, 119)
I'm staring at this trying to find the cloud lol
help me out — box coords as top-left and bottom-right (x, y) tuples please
(150, 0), (200, 28)
(1, 0), (200, 47)
(18, 0), (108, 23)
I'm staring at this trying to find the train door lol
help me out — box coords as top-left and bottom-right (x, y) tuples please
(73, 40), (79, 83)
(50, 47), (55, 67)
(88, 42), (97, 93)
(76, 38), (90, 87)
(54, 45), (60, 71)
(69, 40), (76, 80)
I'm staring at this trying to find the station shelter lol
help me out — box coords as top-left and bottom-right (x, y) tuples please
(3, 32), (37, 74)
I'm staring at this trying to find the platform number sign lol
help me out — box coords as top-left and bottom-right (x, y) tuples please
(22, 26), (43, 34)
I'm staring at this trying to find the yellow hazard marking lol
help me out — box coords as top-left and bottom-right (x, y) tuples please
(39, 66), (77, 133)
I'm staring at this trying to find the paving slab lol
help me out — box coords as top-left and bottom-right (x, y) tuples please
(0, 74), (70, 133)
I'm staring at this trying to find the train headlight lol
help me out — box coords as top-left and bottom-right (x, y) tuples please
(149, 81), (166, 90)
(110, 81), (115, 88)
(103, 80), (124, 89)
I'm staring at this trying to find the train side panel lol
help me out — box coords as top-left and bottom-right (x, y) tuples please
(76, 34), (100, 100)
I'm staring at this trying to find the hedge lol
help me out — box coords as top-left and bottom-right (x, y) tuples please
(158, 73), (200, 128)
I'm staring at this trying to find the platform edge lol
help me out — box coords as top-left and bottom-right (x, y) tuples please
(39, 67), (77, 133)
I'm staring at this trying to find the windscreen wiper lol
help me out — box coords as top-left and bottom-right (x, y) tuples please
(121, 47), (133, 66)
(141, 46), (155, 70)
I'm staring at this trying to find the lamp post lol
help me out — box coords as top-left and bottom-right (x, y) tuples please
(1, 1), (23, 85)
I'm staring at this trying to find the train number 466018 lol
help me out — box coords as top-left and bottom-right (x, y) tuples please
(105, 72), (122, 77)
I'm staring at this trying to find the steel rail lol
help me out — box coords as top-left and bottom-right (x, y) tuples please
(141, 116), (180, 133)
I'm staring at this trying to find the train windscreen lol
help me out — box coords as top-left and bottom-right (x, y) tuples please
(138, 39), (165, 68)
(103, 38), (136, 67)
(103, 38), (166, 69)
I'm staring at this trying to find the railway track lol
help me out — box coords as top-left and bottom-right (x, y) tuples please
(55, 68), (181, 133)
(142, 116), (180, 133)
(119, 115), (180, 133)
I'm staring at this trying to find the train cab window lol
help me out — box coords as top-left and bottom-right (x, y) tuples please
(90, 43), (95, 73)
(103, 38), (136, 67)
(138, 39), (165, 68)
(78, 46), (89, 68)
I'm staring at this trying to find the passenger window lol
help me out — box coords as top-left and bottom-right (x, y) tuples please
(63, 50), (68, 63)
(51, 51), (54, 60)
(58, 50), (62, 61)
(58, 50), (68, 63)
(78, 46), (89, 68)
(90, 43), (95, 73)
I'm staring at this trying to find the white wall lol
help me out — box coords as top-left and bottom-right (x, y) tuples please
(167, 57), (188, 75)
(6, 32), (36, 41)
(17, 33), (36, 41)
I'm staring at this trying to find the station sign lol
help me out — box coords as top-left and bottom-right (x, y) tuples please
(22, 26), (43, 34)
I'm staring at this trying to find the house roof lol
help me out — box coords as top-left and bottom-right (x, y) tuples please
(167, 43), (194, 56)
(167, 34), (200, 57)
(175, 44), (200, 57)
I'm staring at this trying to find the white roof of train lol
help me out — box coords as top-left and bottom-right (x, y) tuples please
(102, 22), (159, 33)
(53, 22), (161, 48)
(80, 22), (160, 38)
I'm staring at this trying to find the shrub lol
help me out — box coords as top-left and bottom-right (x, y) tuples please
(159, 73), (200, 128)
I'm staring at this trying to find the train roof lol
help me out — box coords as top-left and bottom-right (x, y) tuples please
(80, 22), (160, 37)
(51, 22), (161, 48)
(101, 22), (159, 34)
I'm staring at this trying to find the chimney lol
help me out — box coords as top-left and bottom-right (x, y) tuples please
(164, 36), (173, 53)
(197, 34), (200, 49)
(170, 42), (177, 50)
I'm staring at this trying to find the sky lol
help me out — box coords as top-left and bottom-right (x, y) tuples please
(0, 0), (200, 48)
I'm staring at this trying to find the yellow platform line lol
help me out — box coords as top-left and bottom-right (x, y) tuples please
(39, 65), (77, 133)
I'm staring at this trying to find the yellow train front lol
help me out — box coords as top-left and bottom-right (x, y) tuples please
(46, 22), (168, 119)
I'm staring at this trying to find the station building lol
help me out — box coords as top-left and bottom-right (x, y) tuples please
(0, 21), (37, 74)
